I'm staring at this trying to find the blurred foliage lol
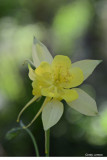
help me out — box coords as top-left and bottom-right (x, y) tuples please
(53, 0), (93, 55)
(0, 0), (107, 157)
(0, 17), (45, 100)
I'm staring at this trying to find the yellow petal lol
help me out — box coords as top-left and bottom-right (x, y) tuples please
(61, 89), (78, 102)
(28, 64), (36, 81)
(41, 86), (58, 98)
(52, 55), (72, 85)
(35, 62), (52, 87)
(69, 67), (84, 87)
(60, 67), (84, 88)
(52, 55), (71, 70)
(32, 80), (41, 96)
(35, 61), (51, 76)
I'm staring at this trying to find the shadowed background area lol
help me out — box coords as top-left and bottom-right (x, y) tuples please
(0, 0), (107, 157)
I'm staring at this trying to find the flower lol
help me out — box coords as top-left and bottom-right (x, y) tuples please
(17, 37), (102, 130)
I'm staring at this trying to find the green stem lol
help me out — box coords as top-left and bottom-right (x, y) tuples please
(45, 129), (50, 156)
(20, 121), (39, 157)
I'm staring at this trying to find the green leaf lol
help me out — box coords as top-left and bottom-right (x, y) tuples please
(67, 88), (98, 116)
(42, 99), (64, 130)
(72, 60), (102, 80)
(32, 37), (53, 68)
(5, 127), (21, 140)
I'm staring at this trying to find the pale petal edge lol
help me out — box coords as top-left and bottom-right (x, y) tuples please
(42, 99), (64, 130)
(32, 37), (53, 67)
(67, 88), (98, 116)
(72, 60), (102, 80)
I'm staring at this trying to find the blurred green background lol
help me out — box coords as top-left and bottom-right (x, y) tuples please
(0, 0), (107, 157)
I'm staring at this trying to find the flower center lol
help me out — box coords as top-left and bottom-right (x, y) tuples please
(52, 68), (71, 88)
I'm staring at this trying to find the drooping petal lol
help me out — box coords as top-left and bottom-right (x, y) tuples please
(32, 37), (53, 67)
(42, 99), (64, 130)
(61, 89), (78, 102)
(67, 88), (98, 116)
(28, 64), (36, 81)
(60, 67), (84, 88)
(72, 60), (102, 80)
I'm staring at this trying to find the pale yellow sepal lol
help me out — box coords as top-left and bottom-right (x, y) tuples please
(32, 37), (53, 68)
(68, 88), (98, 116)
(42, 99), (64, 130)
(72, 60), (102, 80)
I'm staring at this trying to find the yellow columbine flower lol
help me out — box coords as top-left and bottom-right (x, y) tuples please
(17, 37), (102, 130)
